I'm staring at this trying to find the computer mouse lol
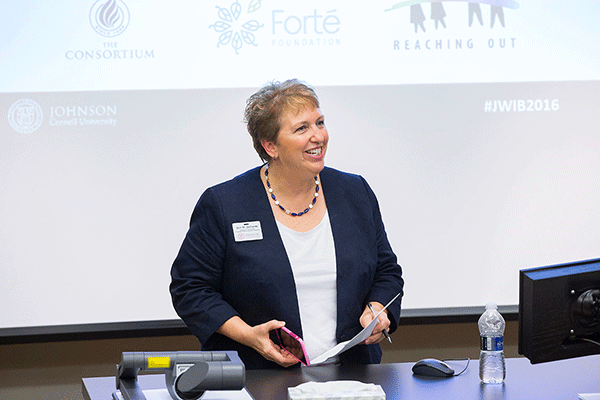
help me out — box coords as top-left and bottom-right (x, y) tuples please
(412, 358), (455, 377)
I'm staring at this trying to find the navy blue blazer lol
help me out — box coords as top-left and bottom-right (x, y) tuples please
(170, 166), (404, 369)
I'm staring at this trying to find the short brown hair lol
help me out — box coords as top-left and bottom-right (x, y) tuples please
(244, 79), (320, 162)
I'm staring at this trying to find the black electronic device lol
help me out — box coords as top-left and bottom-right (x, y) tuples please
(412, 358), (455, 377)
(519, 257), (600, 364)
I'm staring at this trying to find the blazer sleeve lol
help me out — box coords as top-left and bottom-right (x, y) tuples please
(169, 187), (239, 344)
(360, 175), (404, 334)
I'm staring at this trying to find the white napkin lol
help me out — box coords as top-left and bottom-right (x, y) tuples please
(287, 380), (386, 400)
(579, 394), (600, 400)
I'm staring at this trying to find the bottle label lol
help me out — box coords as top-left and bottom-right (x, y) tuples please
(480, 336), (503, 351)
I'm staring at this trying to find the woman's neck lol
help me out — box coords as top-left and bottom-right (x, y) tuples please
(265, 162), (317, 198)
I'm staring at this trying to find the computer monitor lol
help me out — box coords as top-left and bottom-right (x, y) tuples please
(519, 258), (600, 364)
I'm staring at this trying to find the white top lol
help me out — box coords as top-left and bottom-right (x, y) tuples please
(276, 210), (338, 364)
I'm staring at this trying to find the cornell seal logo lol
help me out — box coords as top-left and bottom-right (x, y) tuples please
(8, 99), (44, 134)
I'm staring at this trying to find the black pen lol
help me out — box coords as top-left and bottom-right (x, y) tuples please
(368, 302), (392, 344)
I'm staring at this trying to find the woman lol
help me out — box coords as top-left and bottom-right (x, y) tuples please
(170, 79), (404, 369)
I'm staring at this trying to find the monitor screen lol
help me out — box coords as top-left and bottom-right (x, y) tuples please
(519, 258), (600, 364)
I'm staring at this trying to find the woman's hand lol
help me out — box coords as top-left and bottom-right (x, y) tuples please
(217, 317), (299, 367)
(359, 302), (391, 345)
(247, 320), (300, 367)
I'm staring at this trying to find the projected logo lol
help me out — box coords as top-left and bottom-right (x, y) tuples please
(209, 0), (264, 55)
(386, 0), (519, 33)
(8, 100), (44, 134)
(271, 9), (342, 48)
(89, 0), (130, 37)
(67, 1), (153, 62)
(49, 104), (118, 127)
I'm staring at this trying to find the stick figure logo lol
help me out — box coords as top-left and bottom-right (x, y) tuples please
(386, 0), (520, 33)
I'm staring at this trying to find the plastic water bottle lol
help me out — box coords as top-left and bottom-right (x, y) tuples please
(478, 302), (506, 384)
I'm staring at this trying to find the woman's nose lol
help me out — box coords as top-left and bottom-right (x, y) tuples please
(310, 126), (326, 142)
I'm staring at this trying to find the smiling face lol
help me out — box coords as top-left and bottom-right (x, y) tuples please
(262, 106), (329, 179)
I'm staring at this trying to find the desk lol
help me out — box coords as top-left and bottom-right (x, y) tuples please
(83, 356), (600, 400)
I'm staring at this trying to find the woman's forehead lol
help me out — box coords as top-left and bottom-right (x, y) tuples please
(280, 106), (322, 124)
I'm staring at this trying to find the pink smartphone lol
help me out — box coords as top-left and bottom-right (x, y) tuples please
(275, 326), (310, 366)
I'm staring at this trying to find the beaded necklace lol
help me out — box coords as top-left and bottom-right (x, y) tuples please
(264, 164), (319, 217)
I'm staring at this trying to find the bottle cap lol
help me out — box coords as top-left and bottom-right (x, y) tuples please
(485, 302), (498, 310)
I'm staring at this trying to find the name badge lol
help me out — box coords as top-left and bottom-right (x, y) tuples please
(232, 221), (263, 242)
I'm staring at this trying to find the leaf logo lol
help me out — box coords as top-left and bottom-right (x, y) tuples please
(209, 0), (264, 55)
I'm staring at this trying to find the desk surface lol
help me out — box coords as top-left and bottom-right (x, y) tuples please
(83, 356), (600, 400)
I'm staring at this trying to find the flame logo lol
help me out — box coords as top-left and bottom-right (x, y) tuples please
(90, 0), (130, 37)
(98, 0), (122, 29)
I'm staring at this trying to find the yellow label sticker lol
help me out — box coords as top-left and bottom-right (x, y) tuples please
(147, 356), (170, 369)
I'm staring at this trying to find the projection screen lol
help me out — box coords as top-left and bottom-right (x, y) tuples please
(1, 0), (599, 337)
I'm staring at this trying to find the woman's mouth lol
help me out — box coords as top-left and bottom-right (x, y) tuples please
(305, 147), (323, 156)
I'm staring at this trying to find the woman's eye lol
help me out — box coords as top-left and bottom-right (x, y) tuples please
(295, 125), (307, 133)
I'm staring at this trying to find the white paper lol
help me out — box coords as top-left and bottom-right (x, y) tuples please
(310, 292), (402, 365)
(113, 388), (254, 400)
